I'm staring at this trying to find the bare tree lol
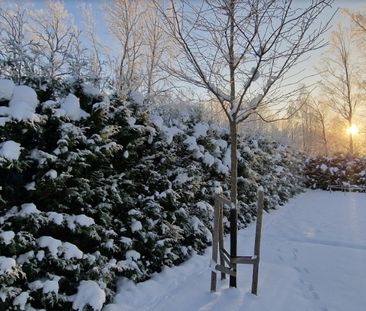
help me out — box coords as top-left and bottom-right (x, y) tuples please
(310, 97), (329, 155)
(29, 1), (78, 83)
(156, 0), (333, 286)
(320, 24), (361, 154)
(0, 4), (34, 83)
(81, 2), (113, 91)
(343, 8), (366, 50)
(143, 3), (167, 102)
(287, 92), (331, 155)
(105, 0), (146, 97)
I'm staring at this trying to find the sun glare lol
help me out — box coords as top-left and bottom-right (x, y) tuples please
(347, 125), (359, 135)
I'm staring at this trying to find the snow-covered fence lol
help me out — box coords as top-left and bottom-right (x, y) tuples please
(328, 184), (366, 192)
(210, 189), (264, 294)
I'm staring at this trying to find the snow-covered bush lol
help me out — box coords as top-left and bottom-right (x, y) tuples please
(0, 80), (305, 310)
(305, 155), (366, 189)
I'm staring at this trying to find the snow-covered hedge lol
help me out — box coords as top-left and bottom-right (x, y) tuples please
(305, 156), (366, 189)
(0, 79), (305, 310)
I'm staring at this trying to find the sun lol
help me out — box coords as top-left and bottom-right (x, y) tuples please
(347, 125), (359, 135)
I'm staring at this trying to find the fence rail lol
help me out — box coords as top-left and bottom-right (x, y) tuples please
(328, 185), (366, 192)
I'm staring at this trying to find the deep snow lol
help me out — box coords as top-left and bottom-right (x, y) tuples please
(104, 190), (366, 311)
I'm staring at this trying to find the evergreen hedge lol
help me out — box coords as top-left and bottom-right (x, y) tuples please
(0, 80), (305, 310)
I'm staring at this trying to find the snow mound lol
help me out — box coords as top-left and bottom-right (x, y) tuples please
(29, 277), (60, 295)
(37, 236), (62, 258)
(193, 122), (209, 138)
(17, 251), (35, 264)
(25, 181), (36, 191)
(0, 140), (21, 161)
(151, 115), (164, 128)
(162, 126), (182, 144)
(13, 292), (29, 310)
(0, 79), (15, 100)
(11, 85), (38, 107)
(174, 173), (192, 185)
(43, 169), (58, 179)
(61, 242), (83, 260)
(82, 83), (100, 97)
(41, 100), (58, 111)
(319, 163), (327, 172)
(66, 214), (95, 230)
(129, 91), (144, 105)
(131, 220), (142, 233)
(151, 115), (182, 144)
(47, 212), (64, 225)
(72, 280), (106, 311)
(183, 136), (198, 151)
(9, 85), (38, 121)
(0, 230), (15, 245)
(126, 250), (141, 261)
(203, 151), (215, 167)
(58, 93), (89, 121)
(0, 256), (16, 275)
(19, 203), (41, 215)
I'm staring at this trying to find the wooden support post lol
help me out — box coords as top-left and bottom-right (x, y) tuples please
(211, 190), (264, 294)
(218, 203), (226, 280)
(229, 205), (237, 287)
(251, 189), (264, 295)
(210, 198), (220, 292)
(215, 264), (236, 276)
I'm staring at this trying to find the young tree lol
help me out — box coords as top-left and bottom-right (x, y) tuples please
(105, 0), (145, 97)
(310, 97), (329, 155)
(344, 8), (366, 51)
(0, 4), (33, 83)
(320, 24), (361, 154)
(157, 0), (333, 286)
(285, 92), (330, 155)
(29, 1), (81, 85)
(143, 3), (168, 103)
(81, 2), (113, 92)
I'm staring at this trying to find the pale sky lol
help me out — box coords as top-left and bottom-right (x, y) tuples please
(26, 0), (366, 96)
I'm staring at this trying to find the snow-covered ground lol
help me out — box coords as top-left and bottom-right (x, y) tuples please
(104, 190), (366, 311)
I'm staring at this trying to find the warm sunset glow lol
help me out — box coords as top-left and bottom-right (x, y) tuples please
(347, 124), (359, 135)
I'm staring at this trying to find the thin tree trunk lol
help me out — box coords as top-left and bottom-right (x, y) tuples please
(320, 118), (328, 155)
(228, 0), (238, 288)
(348, 119), (354, 154)
(322, 124), (328, 155)
(229, 120), (238, 287)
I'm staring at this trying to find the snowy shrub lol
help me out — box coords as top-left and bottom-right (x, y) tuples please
(0, 80), (305, 310)
(305, 155), (366, 189)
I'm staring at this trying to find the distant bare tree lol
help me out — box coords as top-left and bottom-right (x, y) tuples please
(156, 0), (333, 287)
(81, 3), (113, 91)
(320, 25), (361, 154)
(310, 97), (329, 155)
(105, 0), (145, 97)
(288, 92), (331, 155)
(343, 8), (366, 48)
(142, 2), (176, 106)
(0, 4), (33, 83)
(29, 1), (78, 82)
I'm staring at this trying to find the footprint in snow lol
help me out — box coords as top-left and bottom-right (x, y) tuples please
(292, 249), (298, 260)
(308, 284), (320, 301)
